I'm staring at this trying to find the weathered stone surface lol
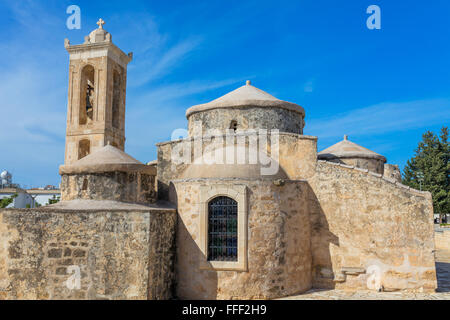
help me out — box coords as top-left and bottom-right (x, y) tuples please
(435, 229), (450, 252)
(61, 172), (156, 204)
(173, 179), (312, 300)
(384, 164), (402, 182)
(188, 107), (304, 136)
(325, 157), (385, 175)
(186, 82), (305, 135)
(282, 246), (450, 299)
(309, 161), (436, 292)
(156, 132), (317, 201)
(0, 206), (176, 300)
(64, 21), (132, 165)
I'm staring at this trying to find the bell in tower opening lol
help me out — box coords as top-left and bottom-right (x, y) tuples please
(63, 19), (133, 165)
(86, 81), (94, 120)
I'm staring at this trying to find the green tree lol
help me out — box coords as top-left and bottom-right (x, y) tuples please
(403, 126), (450, 222)
(47, 195), (60, 205)
(0, 194), (18, 208)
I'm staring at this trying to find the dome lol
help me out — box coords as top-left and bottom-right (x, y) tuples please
(181, 145), (288, 180)
(186, 81), (305, 118)
(0, 171), (10, 179)
(84, 19), (111, 44)
(318, 135), (386, 162)
(59, 145), (154, 174)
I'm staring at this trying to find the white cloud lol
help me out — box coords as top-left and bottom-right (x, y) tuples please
(4, 0), (62, 30)
(130, 77), (245, 108)
(132, 37), (202, 87)
(107, 13), (203, 88)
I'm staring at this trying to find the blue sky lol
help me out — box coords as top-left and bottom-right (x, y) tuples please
(0, 0), (449, 187)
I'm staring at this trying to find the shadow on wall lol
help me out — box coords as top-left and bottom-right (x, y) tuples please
(169, 183), (340, 300)
(306, 183), (340, 289)
(169, 183), (219, 300)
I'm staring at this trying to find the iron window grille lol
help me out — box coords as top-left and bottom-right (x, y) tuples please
(208, 196), (238, 262)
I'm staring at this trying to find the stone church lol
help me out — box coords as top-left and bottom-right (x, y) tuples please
(0, 21), (437, 300)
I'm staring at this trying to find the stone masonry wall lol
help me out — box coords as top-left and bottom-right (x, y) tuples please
(0, 207), (176, 300)
(65, 55), (127, 165)
(435, 229), (450, 252)
(61, 172), (157, 204)
(187, 107), (304, 136)
(327, 157), (385, 175)
(157, 133), (317, 200)
(309, 161), (437, 292)
(384, 164), (402, 183)
(173, 178), (312, 300)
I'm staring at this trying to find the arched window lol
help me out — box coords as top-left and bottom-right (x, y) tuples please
(79, 65), (95, 125)
(208, 196), (238, 262)
(81, 178), (88, 191)
(230, 120), (238, 132)
(78, 139), (90, 160)
(112, 70), (121, 129)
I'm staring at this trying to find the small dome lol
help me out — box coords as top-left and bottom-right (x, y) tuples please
(186, 81), (305, 118)
(84, 19), (111, 44)
(0, 171), (10, 179)
(181, 145), (288, 180)
(88, 29), (109, 43)
(318, 135), (386, 162)
(60, 145), (154, 174)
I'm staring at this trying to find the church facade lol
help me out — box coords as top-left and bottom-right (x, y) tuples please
(0, 21), (437, 300)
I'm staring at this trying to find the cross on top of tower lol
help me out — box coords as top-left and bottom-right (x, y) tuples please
(97, 18), (105, 29)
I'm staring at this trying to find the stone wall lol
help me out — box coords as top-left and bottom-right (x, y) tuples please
(435, 229), (450, 252)
(187, 107), (304, 136)
(0, 204), (176, 300)
(172, 178), (312, 300)
(384, 164), (402, 182)
(61, 172), (157, 204)
(65, 52), (129, 165)
(309, 161), (437, 292)
(157, 133), (317, 200)
(326, 157), (385, 175)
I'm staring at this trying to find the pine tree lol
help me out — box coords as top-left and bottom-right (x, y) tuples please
(403, 126), (450, 222)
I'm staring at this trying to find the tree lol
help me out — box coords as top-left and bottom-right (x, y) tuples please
(0, 194), (18, 208)
(403, 126), (450, 223)
(47, 195), (60, 205)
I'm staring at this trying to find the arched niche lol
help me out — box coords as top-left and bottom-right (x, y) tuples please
(78, 139), (90, 160)
(79, 65), (95, 125)
(112, 69), (121, 129)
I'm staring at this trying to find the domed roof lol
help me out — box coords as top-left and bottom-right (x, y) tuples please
(186, 81), (305, 118)
(181, 145), (288, 179)
(318, 135), (386, 162)
(84, 18), (111, 44)
(59, 145), (155, 174)
(0, 170), (11, 179)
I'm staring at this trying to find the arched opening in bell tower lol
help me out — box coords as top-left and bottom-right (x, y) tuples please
(112, 70), (121, 129)
(78, 139), (91, 160)
(79, 65), (95, 125)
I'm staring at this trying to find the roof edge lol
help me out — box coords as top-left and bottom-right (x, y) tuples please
(59, 163), (156, 175)
(318, 152), (387, 162)
(186, 100), (305, 118)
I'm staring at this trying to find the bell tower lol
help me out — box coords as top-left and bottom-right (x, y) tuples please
(64, 19), (133, 165)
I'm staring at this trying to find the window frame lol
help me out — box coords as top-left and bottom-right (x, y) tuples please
(199, 184), (248, 271)
(207, 196), (238, 262)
